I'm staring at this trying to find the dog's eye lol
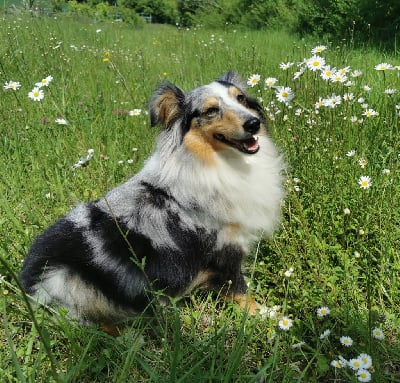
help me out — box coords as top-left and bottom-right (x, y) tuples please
(204, 107), (220, 118)
(237, 94), (246, 103)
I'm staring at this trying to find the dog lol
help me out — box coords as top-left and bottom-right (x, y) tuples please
(19, 72), (285, 332)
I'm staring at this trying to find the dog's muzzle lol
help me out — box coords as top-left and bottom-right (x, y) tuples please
(214, 117), (261, 154)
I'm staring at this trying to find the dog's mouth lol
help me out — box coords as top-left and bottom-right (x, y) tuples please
(214, 134), (260, 154)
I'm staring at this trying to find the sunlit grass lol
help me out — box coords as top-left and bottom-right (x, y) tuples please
(0, 12), (399, 382)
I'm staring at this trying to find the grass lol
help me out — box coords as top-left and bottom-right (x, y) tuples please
(1, 11), (400, 382)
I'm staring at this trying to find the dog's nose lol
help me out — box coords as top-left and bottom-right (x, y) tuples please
(243, 117), (260, 134)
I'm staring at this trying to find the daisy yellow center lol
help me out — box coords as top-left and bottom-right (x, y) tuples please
(361, 181), (369, 187)
(282, 319), (289, 325)
(282, 91), (288, 98)
(251, 79), (258, 84)
(34, 91), (40, 97)
(326, 71), (332, 76)
(360, 372), (367, 378)
(313, 61), (320, 67)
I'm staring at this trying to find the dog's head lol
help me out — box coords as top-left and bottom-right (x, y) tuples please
(149, 72), (266, 162)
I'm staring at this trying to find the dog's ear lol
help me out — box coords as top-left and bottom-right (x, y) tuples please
(149, 83), (186, 128)
(217, 72), (246, 92)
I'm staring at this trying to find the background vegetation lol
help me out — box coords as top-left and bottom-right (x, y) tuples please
(0, 5), (399, 383)
(2, 0), (400, 48)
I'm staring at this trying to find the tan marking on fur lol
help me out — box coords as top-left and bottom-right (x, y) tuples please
(231, 293), (260, 315)
(183, 129), (218, 165)
(100, 324), (120, 337)
(184, 110), (245, 162)
(153, 90), (180, 128)
(202, 97), (219, 112)
(226, 223), (241, 238)
(228, 86), (242, 99)
(184, 269), (215, 295)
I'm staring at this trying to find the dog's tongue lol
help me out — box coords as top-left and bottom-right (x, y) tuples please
(242, 137), (260, 153)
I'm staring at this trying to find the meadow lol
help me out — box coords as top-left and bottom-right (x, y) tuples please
(0, 12), (399, 382)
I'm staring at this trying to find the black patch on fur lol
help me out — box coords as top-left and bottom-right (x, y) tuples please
(216, 80), (234, 89)
(139, 181), (176, 209)
(20, 209), (152, 313)
(245, 96), (266, 123)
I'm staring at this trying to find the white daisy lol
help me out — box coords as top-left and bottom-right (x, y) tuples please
(293, 70), (305, 80)
(343, 93), (354, 101)
(339, 335), (353, 347)
(279, 62), (294, 70)
(330, 360), (344, 368)
(331, 72), (348, 83)
(284, 267), (294, 277)
(247, 74), (261, 87)
(3, 80), (21, 91)
(317, 306), (330, 317)
(311, 45), (327, 54)
(306, 55), (326, 71)
(375, 63), (393, 71)
(350, 116), (358, 123)
(372, 327), (385, 340)
(319, 329), (331, 339)
(338, 66), (351, 75)
(320, 66), (335, 81)
(129, 109), (142, 116)
(349, 357), (363, 370)
(28, 87), (44, 101)
(278, 316), (293, 331)
(359, 353), (372, 369)
(362, 109), (379, 118)
(358, 158), (367, 168)
(358, 175), (372, 189)
(351, 69), (363, 77)
(357, 369), (372, 382)
(35, 75), (53, 88)
(264, 77), (278, 87)
(275, 87), (294, 104)
(315, 97), (324, 109)
(55, 117), (68, 125)
(384, 88), (397, 95)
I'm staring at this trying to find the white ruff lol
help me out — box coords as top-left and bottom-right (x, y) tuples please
(142, 133), (285, 248)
